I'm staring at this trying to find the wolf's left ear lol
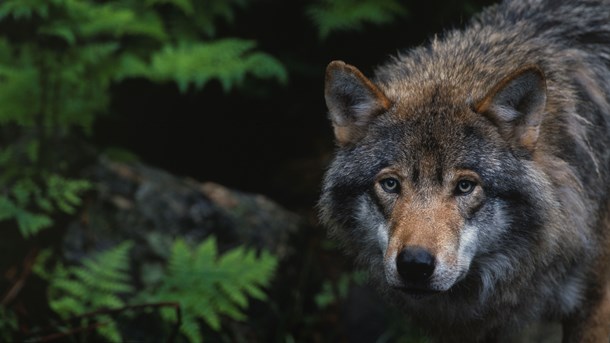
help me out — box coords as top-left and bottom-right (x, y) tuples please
(325, 60), (391, 146)
(475, 66), (547, 151)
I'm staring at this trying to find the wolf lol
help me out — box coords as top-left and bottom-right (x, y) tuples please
(318, 0), (610, 341)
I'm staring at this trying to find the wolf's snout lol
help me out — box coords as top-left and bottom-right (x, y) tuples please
(396, 246), (436, 286)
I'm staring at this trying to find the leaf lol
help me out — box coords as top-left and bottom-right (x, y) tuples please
(146, 0), (194, 15)
(149, 39), (287, 92)
(14, 209), (53, 237)
(50, 296), (85, 318)
(140, 236), (278, 342)
(0, 307), (18, 341)
(0, 147), (13, 165)
(0, 196), (17, 222)
(25, 139), (39, 163)
(71, 3), (167, 41)
(0, 0), (50, 20)
(308, 0), (407, 39)
(180, 318), (203, 343)
(0, 63), (40, 125)
(38, 24), (76, 45)
(40, 242), (134, 341)
(45, 174), (91, 215)
(53, 279), (88, 299)
(96, 315), (122, 343)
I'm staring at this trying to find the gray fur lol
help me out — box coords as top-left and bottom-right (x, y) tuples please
(319, 0), (610, 341)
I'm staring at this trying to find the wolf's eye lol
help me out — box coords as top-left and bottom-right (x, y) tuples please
(455, 180), (476, 195)
(380, 178), (400, 193)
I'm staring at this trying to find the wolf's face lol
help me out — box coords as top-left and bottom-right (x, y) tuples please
(320, 61), (548, 297)
(369, 113), (491, 294)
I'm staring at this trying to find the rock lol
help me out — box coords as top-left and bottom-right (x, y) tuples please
(63, 156), (302, 263)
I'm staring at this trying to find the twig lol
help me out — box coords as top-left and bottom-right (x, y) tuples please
(1, 247), (39, 306)
(38, 320), (107, 343)
(33, 301), (182, 343)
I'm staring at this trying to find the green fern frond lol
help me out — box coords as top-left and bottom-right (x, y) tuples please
(0, 0), (50, 20)
(49, 296), (86, 318)
(0, 306), (18, 341)
(14, 209), (53, 237)
(190, 0), (247, 36)
(97, 315), (122, 342)
(308, 0), (407, 39)
(78, 4), (167, 40)
(180, 318), (203, 343)
(149, 39), (288, 92)
(146, 0), (195, 15)
(45, 174), (91, 215)
(142, 237), (278, 343)
(0, 173), (90, 237)
(0, 62), (40, 126)
(37, 25), (77, 45)
(40, 242), (134, 343)
(0, 195), (54, 237)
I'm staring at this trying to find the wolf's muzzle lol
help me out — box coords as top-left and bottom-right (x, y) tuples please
(396, 246), (436, 289)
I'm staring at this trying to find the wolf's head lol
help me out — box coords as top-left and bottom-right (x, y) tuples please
(319, 60), (551, 298)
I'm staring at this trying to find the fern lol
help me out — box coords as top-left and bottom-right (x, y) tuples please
(0, 307), (18, 342)
(45, 174), (91, 215)
(0, 0), (287, 238)
(0, 0), (51, 20)
(39, 242), (134, 342)
(0, 153), (90, 236)
(308, 0), (407, 39)
(147, 0), (195, 15)
(0, 196), (53, 237)
(141, 237), (278, 343)
(0, 174), (90, 237)
(315, 271), (367, 309)
(152, 0), (247, 37)
(149, 39), (288, 92)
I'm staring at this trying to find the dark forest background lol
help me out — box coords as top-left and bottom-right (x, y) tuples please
(0, 0), (496, 342)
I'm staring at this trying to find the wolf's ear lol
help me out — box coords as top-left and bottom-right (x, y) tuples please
(475, 66), (547, 151)
(325, 60), (391, 146)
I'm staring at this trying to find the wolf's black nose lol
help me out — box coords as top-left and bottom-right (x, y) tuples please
(396, 247), (436, 285)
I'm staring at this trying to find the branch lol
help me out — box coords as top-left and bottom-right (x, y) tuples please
(1, 247), (39, 306)
(34, 302), (182, 343)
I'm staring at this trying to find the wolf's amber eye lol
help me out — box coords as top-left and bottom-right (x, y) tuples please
(455, 180), (476, 195)
(380, 178), (400, 193)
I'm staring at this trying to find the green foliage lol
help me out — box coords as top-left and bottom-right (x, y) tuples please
(0, 306), (18, 342)
(0, 168), (91, 237)
(308, 0), (407, 39)
(38, 242), (134, 342)
(315, 271), (366, 309)
(141, 237), (278, 343)
(32, 237), (279, 342)
(0, 0), (286, 340)
(148, 39), (288, 92)
(102, 147), (141, 163)
(0, 0), (287, 238)
(0, 0), (52, 20)
(148, 0), (248, 37)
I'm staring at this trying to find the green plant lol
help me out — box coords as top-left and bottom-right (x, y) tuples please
(34, 242), (133, 342)
(0, 0), (285, 340)
(308, 0), (407, 39)
(146, 39), (287, 92)
(141, 237), (278, 343)
(314, 270), (366, 309)
(0, 306), (18, 342)
(1, 174), (91, 237)
(0, 0), (287, 237)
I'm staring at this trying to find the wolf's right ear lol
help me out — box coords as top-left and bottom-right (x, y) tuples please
(325, 60), (391, 146)
(475, 65), (547, 152)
